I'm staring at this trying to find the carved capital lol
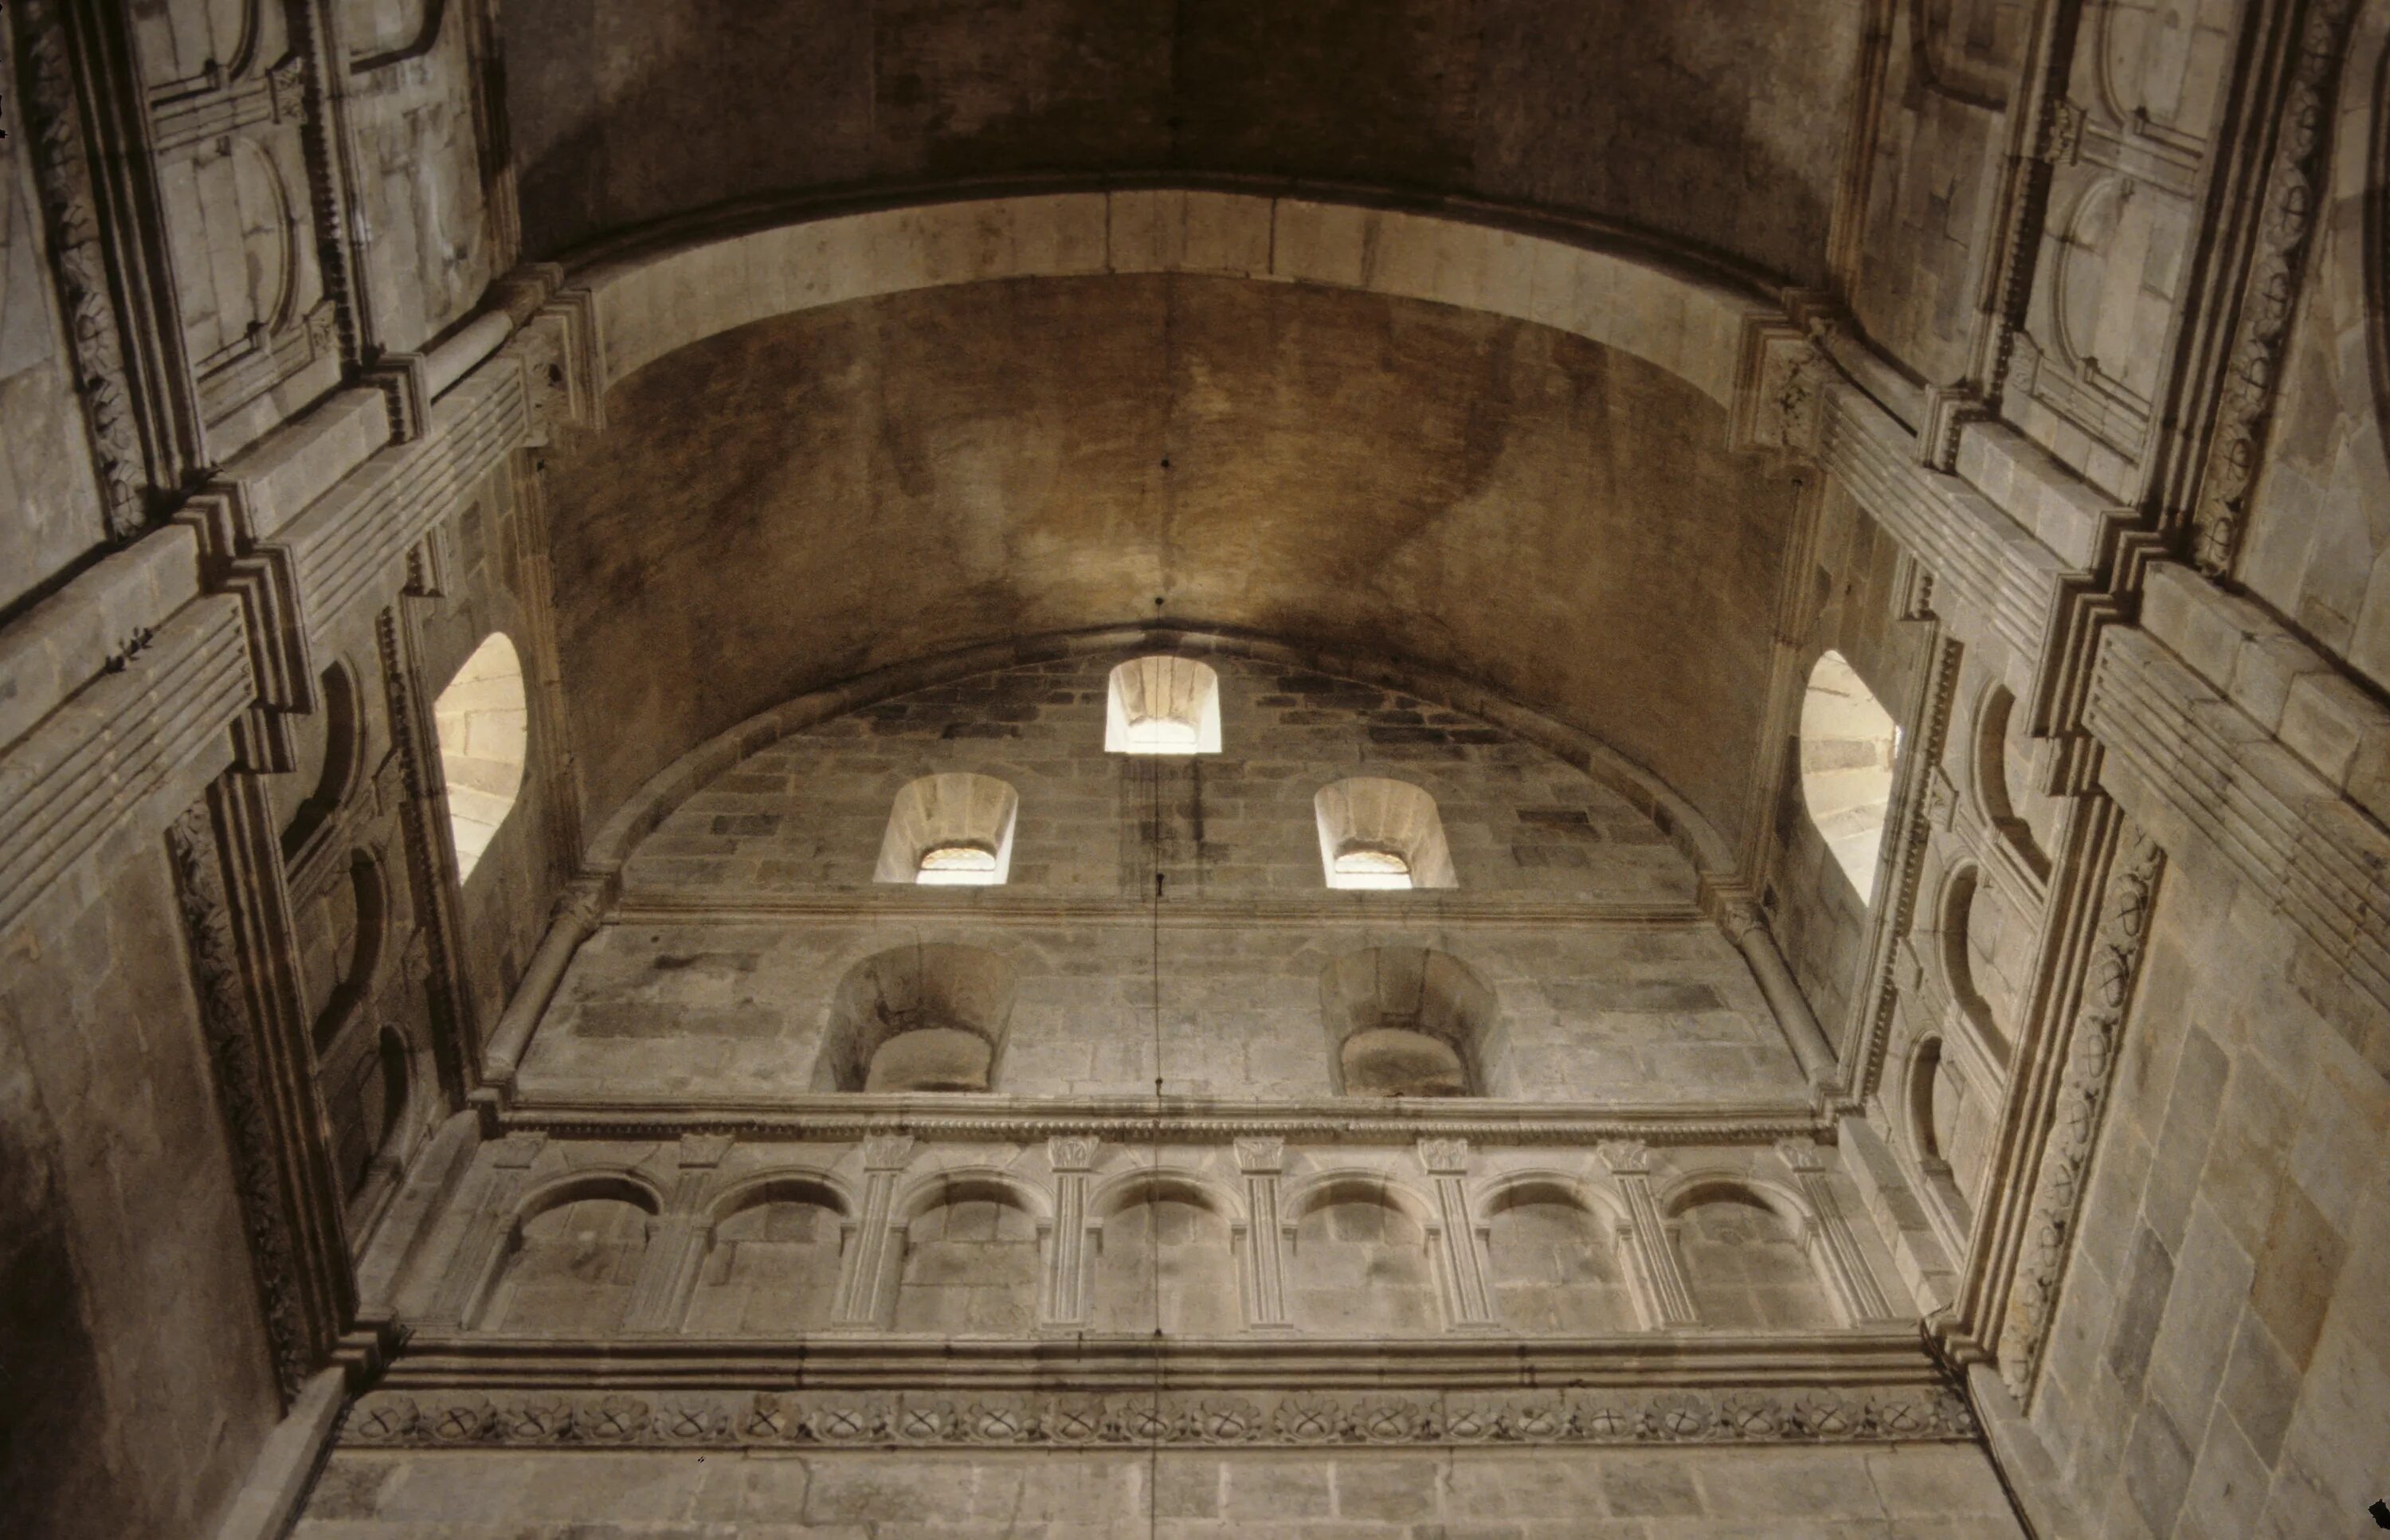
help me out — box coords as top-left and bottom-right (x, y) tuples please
(1416, 1138), (1470, 1175)
(1047, 1135), (1100, 1173)
(1232, 1137), (1286, 1175)
(860, 1134), (915, 1173)
(1774, 1139), (1828, 1176)
(678, 1133), (735, 1170)
(490, 1132), (547, 1169)
(1595, 1140), (1652, 1178)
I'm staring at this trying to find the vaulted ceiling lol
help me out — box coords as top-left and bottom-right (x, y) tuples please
(502, 0), (1863, 284)
(516, 2), (1857, 859)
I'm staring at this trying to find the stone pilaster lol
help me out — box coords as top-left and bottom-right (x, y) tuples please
(424, 1133), (545, 1327)
(1777, 1140), (1894, 1323)
(1417, 1138), (1499, 1329)
(830, 1134), (915, 1326)
(1599, 1141), (1697, 1326)
(1232, 1137), (1295, 1330)
(623, 1134), (733, 1332)
(1042, 1135), (1100, 1327)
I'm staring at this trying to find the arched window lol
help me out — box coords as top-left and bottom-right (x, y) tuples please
(432, 633), (528, 883)
(874, 773), (1018, 887)
(1314, 778), (1457, 891)
(1104, 656), (1221, 754)
(1798, 650), (1899, 902)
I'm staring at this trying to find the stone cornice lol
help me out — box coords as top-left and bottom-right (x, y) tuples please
(372, 1327), (1949, 1393)
(491, 1098), (1826, 1149)
(610, 888), (1710, 932)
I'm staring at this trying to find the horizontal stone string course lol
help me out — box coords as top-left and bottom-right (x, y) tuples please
(340, 1384), (1977, 1450)
(2087, 625), (2390, 1008)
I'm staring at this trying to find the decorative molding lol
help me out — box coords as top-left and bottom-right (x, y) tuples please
(9, 0), (152, 536)
(2086, 624), (2390, 1006)
(492, 1105), (1829, 1150)
(342, 1382), (1975, 1451)
(2188, 0), (2365, 574)
(166, 781), (356, 1404)
(1997, 821), (2164, 1399)
(378, 602), (476, 1101)
(0, 595), (252, 936)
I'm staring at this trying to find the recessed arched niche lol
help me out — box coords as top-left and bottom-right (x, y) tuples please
(308, 849), (389, 1050)
(1319, 946), (1502, 1097)
(892, 1178), (1044, 1334)
(815, 943), (1019, 1092)
(1314, 777), (1458, 890)
(1906, 1036), (1984, 1236)
(1483, 1182), (1637, 1333)
(873, 772), (1019, 887)
(281, 660), (365, 863)
(1667, 1181), (1836, 1330)
(1104, 656), (1221, 755)
(479, 1180), (658, 1334)
(1940, 866), (2018, 1064)
(683, 1178), (848, 1334)
(1797, 649), (1899, 903)
(1974, 684), (2053, 879)
(433, 632), (529, 883)
(1286, 1179), (1441, 1334)
(1087, 1176), (1241, 1336)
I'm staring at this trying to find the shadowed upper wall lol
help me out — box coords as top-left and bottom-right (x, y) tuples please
(501, 0), (1861, 284)
(544, 272), (1796, 850)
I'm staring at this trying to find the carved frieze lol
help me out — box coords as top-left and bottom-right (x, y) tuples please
(342, 1382), (1977, 1451)
(1997, 822), (2164, 1399)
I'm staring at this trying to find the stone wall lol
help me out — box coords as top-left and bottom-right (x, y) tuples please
(2020, 845), (2390, 1538)
(0, 825), (281, 1537)
(295, 1443), (2024, 1538)
(520, 651), (1797, 1105)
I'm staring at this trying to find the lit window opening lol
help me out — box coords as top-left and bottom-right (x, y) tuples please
(1330, 843), (1414, 890)
(1105, 656), (1222, 755)
(916, 841), (1001, 885)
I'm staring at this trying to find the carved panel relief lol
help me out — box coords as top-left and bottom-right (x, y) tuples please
(133, 0), (350, 459)
(2008, 0), (2228, 493)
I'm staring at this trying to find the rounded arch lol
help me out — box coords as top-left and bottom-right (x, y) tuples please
(579, 188), (1777, 412)
(310, 848), (390, 1049)
(891, 1167), (1056, 1229)
(586, 625), (1735, 884)
(1475, 1170), (1631, 1235)
(1086, 1166), (1245, 1227)
(705, 1170), (857, 1228)
(513, 1170), (668, 1228)
(1937, 861), (2015, 1064)
(1797, 649), (1900, 903)
(1656, 1171), (1814, 1229)
(282, 658), (366, 863)
(1972, 681), (2052, 880)
(1280, 1169), (1444, 1233)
